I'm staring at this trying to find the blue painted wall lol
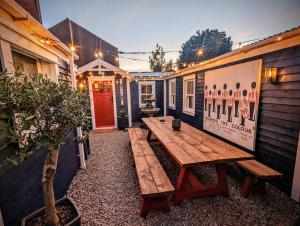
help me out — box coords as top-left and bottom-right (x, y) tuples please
(167, 74), (204, 130)
(131, 80), (164, 122)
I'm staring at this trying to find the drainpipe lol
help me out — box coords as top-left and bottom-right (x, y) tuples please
(69, 53), (86, 169)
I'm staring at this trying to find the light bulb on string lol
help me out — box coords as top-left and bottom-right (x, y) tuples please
(197, 49), (204, 56)
(70, 45), (76, 52)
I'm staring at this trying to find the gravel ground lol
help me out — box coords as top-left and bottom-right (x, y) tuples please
(67, 130), (300, 226)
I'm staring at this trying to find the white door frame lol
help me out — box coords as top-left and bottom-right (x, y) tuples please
(88, 76), (117, 129)
(292, 132), (300, 202)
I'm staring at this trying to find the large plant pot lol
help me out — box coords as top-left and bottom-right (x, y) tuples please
(21, 196), (81, 226)
(118, 117), (129, 130)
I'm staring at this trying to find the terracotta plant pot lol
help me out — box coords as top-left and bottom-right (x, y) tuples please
(172, 119), (181, 131)
(21, 196), (81, 226)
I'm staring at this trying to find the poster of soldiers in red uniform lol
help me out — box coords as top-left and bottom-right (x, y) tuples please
(203, 60), (262, 151)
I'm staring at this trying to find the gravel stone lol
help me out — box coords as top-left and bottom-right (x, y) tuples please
(67, 130), (300, 226)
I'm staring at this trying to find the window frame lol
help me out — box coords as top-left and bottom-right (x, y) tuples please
(138, 81), (156, 108)
(168, 78), (176, 109)
(182, 74), (196, 116)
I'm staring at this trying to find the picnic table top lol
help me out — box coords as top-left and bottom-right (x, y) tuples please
(142, 116), (253, 167)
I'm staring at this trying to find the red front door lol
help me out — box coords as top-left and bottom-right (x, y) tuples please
(92, 81), (115, 127)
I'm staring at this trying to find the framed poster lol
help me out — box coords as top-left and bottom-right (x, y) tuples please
(203, 59), (262, 151)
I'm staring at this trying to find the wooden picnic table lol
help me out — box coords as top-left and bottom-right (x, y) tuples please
(142, 116), (253, 204)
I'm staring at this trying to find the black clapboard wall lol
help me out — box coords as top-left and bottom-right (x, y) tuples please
(256, 45), (300, 193)
(167, 45), (300, 194)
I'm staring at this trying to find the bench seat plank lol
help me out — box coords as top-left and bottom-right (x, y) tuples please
(128, 128), (174, 197)
(238, 160), (282, 178)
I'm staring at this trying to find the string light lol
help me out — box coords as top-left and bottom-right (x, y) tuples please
(115, 57), (119, 61)
(276, 36), (282, 41)
(197, 49), (204, 56)
(70, 45), (76, 52)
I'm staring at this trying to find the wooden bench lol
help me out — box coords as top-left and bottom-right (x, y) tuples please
(237, 160), (282, 197)
(128, 128), (175, 217)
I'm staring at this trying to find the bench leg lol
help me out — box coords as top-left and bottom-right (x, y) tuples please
(241, 174), (254, 197)
(146, 130), (152, 141)
(140, 196), (170, 218)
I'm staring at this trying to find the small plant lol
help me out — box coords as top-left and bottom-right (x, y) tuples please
(119, 105), (127, 118)
(0, 69), (89, 225)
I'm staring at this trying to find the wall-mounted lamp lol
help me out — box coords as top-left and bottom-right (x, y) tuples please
(265, 67), (278, 84)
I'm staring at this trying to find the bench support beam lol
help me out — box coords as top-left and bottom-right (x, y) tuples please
(173, 163), (229, 205)
(140, 196), (170, 217)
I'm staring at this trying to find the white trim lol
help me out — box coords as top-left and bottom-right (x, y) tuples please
(88, 76), (117, 129)
(168, 78), (176, 109)
(0, 39), (14, 73)
(138, 81), (156, 108)
(182, 74), (196, 116)
(69, 54), (86, 169)
(77, 58), (131, 79)
(292, 132), (300, 202)
(126, 78), (132, 127)
(163, 80), (167, 116)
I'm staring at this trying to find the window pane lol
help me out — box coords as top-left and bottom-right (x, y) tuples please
(187, 80), (194, 94)
(146, 85), (152, 94)
(141, 85), (147, 94)
(141, 95), (147, 103)
(171, 82), (175, 93)
(188, 96), (193, 108)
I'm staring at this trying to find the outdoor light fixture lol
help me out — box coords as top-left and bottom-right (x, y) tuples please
(115, 57), (119, 61)
(265, 67), (278, 84)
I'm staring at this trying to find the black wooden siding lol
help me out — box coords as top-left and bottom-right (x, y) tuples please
(131, 80), (164, 122)
(115, 78), (129, 123)
(167, 45), (300, 194)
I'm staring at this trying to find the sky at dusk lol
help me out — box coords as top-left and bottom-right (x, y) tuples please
(40, 0), (300, 72)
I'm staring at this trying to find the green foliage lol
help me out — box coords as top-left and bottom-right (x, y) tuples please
(178, 29), (233, 69)
(149, 44), (167, 72)
(0, 69), (90, 164)
(165, 59), (174, 72)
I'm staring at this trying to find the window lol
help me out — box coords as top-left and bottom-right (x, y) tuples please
(12, 50), (38, 75)
(138, 81), (155, 107)
(183, 74), (196, 116)
(169, 79), (176, 109)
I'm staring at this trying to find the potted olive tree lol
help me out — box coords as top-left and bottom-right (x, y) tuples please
(0, 69), (89, 225)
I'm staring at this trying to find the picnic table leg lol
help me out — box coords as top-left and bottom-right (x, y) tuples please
(173, 167), (191, 205)
(240, 174), (254, 197)
(216, 163), (229, 196)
